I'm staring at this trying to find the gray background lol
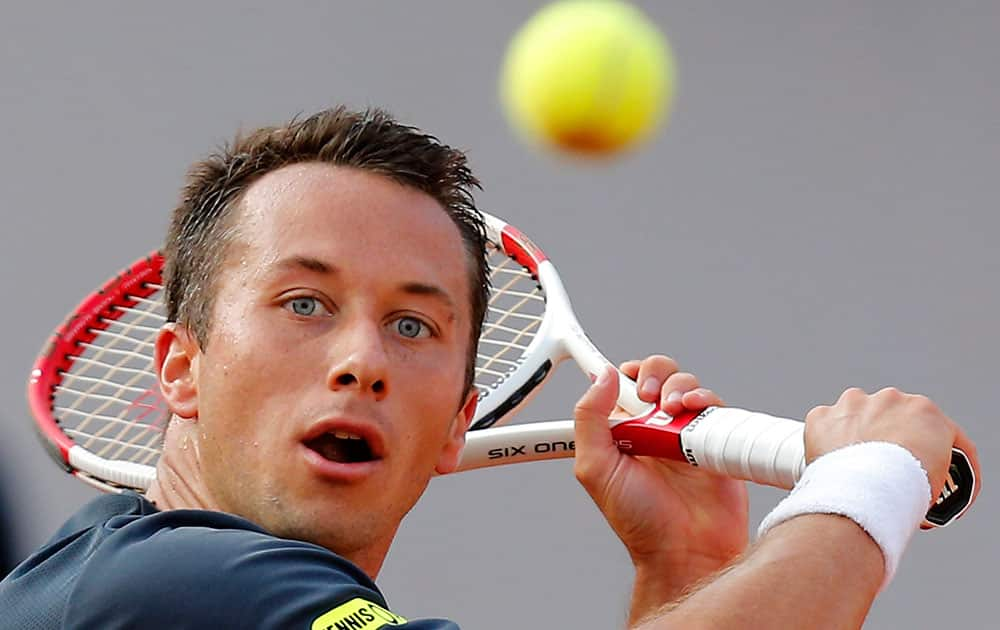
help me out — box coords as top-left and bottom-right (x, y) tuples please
(1, 1), (997, 627)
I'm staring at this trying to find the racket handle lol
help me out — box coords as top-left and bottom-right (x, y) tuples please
(678, 407), (806, 489)
(611, 406), (975, 528)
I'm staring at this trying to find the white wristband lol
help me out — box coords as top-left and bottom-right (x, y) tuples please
(757, 442), (932, 591)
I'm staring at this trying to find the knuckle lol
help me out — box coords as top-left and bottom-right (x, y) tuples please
(911, 393), (939, 412)
(573, 399), (595, 418)
(573, 395), (604, 418)
(806, 404), (830, 422)
(875, 386), (903, 399)
(840, 387), (866, 402)
(652, 353), (678, 366)
(650, 355), (680, 376)
(703, 389), (724, 406)
(667, 371), (697, 385)
(573, 460), (600, 487)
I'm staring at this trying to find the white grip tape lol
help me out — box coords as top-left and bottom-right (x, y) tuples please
(69, 445), (156, 491)
(757, 442), (932, 591)
(681, 407), (806, 489)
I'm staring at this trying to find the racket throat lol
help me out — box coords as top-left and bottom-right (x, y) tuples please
(472, 360), (553, 430)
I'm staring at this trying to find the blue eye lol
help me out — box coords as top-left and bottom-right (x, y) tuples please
(288, 297), (320, 316)
(395, 316), (430, 339)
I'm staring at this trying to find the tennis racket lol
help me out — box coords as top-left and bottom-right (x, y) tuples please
(27, 212), (975, 528)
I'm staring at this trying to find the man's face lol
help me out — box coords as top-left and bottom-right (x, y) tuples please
(178, 163), (476, 565)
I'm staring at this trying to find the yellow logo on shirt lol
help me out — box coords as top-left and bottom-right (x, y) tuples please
(311, 597), (407, 630)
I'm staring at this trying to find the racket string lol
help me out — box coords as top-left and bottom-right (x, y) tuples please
(99, 319), (162, 334)
(121, 295), (162, 309)
(56, 373), (151, 396)
(55, 294), (168, 465)
(64, 358), (153, 379)
(93, 318), (163, 340)
(55, 401), (169, 450)
(478, 335), (536, 353)
(475, 356), (526, 371)
(63, 429), (163, 457)
(475, 249), (546, 398)
(67, 334), (158, 417)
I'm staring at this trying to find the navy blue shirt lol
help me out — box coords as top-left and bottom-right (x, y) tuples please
(0, 493), (458, 629)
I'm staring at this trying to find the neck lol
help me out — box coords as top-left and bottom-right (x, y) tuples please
(145, 418), (218, 511)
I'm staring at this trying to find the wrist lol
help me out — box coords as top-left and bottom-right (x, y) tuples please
(630, 546), (734, 585)
(628, 547), (739, 624)
(758, 441), (931, 591)
(631, 558), (706, 600)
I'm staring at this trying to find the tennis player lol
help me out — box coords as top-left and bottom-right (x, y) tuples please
(0, 107), (980, 629)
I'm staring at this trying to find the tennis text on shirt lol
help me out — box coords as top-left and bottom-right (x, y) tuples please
(311, 597), (408, 630)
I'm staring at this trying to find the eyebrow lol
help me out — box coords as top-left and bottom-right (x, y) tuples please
(274, 255), (335, 275)
(272, 255), (457, 310)
(398, 281), (457, 310)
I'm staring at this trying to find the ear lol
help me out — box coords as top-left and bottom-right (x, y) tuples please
(154, 323), (201, 420)
(434, 389), (479, 475)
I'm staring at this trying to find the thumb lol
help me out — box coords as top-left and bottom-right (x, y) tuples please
(574, 365), (620, 452)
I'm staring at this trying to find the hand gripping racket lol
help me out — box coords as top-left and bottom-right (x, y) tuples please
(28, 212), (975, 527)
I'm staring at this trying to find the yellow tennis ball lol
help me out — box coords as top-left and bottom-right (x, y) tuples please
(500, 0), (676, 157)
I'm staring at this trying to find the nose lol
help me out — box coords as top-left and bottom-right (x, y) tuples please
(326, 317), (389, 401)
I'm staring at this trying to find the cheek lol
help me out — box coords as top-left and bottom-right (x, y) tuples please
(212, 310), (319, 380)
(198, 326), (307, 433)
(394, 351), (466, 438)
(196, 343), (303, 485)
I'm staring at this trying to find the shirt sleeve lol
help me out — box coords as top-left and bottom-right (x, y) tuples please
(63, 510), (458, 630)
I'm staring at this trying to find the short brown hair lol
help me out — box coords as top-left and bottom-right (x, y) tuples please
(163, 106), (490, 394)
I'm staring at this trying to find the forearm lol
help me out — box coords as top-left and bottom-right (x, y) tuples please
(628, 552), (733, 627)
(631, 514), (884, 630)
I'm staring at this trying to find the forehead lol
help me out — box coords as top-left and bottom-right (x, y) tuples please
(231, 163), (469, 277)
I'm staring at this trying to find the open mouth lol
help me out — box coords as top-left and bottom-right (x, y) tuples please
(305, 431), (378, 464)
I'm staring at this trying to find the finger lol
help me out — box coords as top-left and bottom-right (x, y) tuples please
(619, 360), (642, 380)
(663, 371), (698, 393)
(574, 365), (621, 452)
(681, 387), (724, 410)
(633, 355), (679, 402)
(574, 366), (622, 490)
(660, 371), (698, 415)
